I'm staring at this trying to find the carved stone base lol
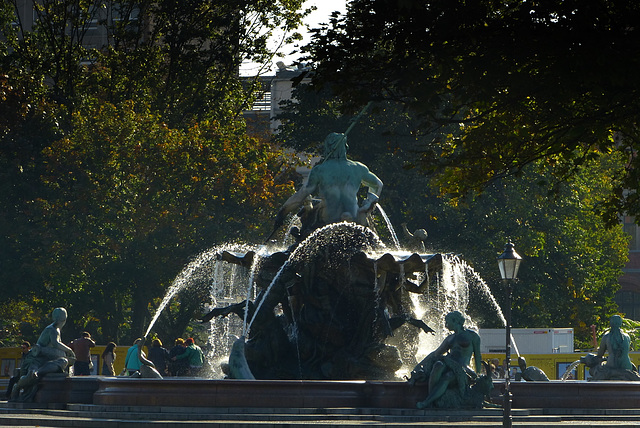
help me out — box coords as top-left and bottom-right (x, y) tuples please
(35, 374), (99, 404)
(29, 377), (640, 410)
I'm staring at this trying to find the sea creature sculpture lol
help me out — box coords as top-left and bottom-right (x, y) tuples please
(518, 357), (549, 381)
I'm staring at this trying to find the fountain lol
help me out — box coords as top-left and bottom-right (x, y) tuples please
(121, 130), (507, 384)
(87, 131), (509, 411)
(86, 219), (505, 407)
(21, 132), (640, 412)
(68, 130), (503, 408)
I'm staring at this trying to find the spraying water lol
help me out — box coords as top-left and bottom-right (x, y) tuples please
(375, 204), (401, 250)
(145, 247), (221, 338)
(561, 359), (582, 381)
(144, 223), (510, 379)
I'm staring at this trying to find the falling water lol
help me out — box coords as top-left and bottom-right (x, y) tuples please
(561, 360), (582, 381)
(145, 248), (220, 338)
(450, 255), (507, 326)
(242, 246), (268, 336)
(510, 334), (521, 358)
(445, 255), (523, 357)
(247, 258), (288, 332)
(374, 204), (401, 250)
(246, 223), (361, 332)
(145, 221), (513, 379)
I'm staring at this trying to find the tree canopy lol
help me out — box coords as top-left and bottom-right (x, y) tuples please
(304, 0), (640, 225)
(0, 0), (303, 345)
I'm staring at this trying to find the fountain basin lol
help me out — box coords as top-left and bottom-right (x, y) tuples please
(511, 380), (640, 409)
(31, 376), (640, 410)
(92, 378), (425, 408)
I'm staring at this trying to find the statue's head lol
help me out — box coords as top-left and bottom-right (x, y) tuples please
(610, 314), (623, 329)
(414, 229), (428, 240)
(51, 307), (67, 326)
(323, 133), (348, 160)
(445, 311), (465, 329)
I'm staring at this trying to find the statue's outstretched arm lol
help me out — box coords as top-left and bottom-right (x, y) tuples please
(359, 170), (383, 214)
(362, 170), (383, 198)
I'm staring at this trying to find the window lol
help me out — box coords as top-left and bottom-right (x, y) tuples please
(616, 290), (640, 321)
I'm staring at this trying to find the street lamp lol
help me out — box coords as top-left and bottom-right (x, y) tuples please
(498, 242), (522, 428)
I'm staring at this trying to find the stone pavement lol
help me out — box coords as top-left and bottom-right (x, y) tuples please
(3, 402), (640, 427)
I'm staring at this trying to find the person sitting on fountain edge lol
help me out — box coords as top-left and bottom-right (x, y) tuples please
(171, 337), (204, 376)
(125, 338), (143, 376)
(269, 132), (383, 241)
(409, 311), (482, 409)
(5, 341), (30, 398)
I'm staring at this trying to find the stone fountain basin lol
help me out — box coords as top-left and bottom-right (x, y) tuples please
(33, 376), (640, 409)
(511, 380), (640, 408)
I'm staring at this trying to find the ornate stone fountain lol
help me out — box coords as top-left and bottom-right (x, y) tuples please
(208, 222), (442, 381)
(19, 132), (640, 411)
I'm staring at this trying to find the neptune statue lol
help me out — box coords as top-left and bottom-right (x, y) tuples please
(269, 132), (383, 241)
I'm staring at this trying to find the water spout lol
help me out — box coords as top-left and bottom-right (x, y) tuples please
(375, 204), (401, 250)
(561, 359), (582, 381)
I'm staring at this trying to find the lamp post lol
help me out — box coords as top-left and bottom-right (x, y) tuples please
(498, 242), (522, 428)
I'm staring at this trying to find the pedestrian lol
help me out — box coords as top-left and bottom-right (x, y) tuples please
(70, 332), (96, 375)
(171, 337), (204, 376)
(124, 338), (143, 376)
(148, 339), (170, 376)
(5, 341), (30, 398)
(168, 338), (187, 376)
(101, 342), (117, 376)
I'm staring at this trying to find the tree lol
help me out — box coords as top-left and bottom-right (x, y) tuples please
(303, 0), (640, 225)
(30, 100), (294, 342)
(0, 0), (305, 343)
(88, 0), (311, 127)
(3, 0), (310, 127)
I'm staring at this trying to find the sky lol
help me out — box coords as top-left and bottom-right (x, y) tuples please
(240, 0), (347, 76)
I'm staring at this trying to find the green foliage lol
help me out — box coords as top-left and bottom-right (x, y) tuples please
(0, 299), (43, 347)
(31, 100), (293, 342)
(304, 0), (640, 224)
(622, 317), (640, 352)
(0, 0), (305, 344)
(443, 155), (629, 339)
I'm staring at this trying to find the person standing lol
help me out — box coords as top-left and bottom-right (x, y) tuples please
(70, 332), (95, 376)
(171, 338), (204, 376)
(5, 341), (30, 398)
(148, 339), (170, 376)
(101, 342), (117, 376)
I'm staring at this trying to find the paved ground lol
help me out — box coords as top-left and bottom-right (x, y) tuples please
(3, 402), (640, 427)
